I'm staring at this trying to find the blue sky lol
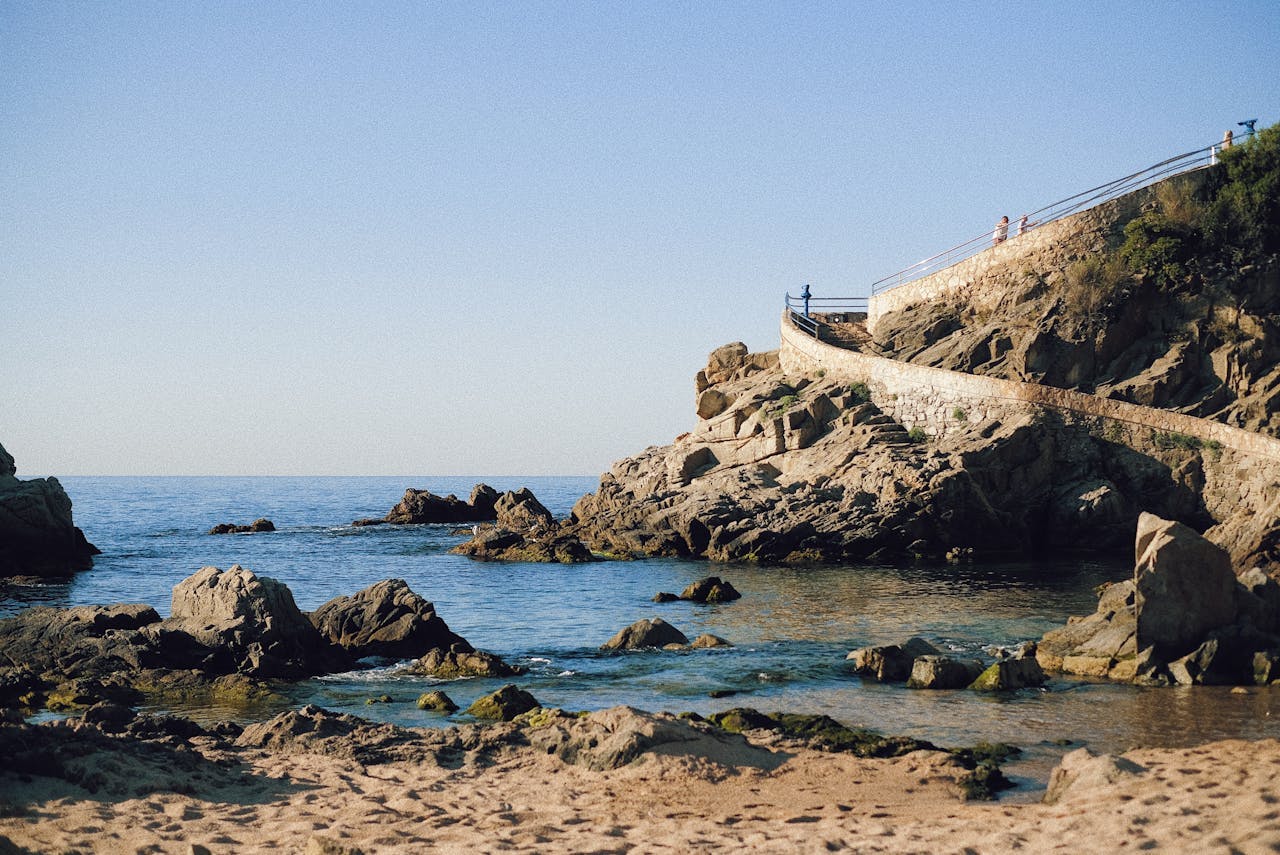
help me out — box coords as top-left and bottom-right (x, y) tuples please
(3, 2), (1277, 475)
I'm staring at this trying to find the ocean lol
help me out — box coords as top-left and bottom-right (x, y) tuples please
(6, 475), (1280, 787)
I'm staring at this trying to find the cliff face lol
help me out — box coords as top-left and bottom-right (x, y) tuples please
(566, 343), (1279, 567)
(568, 132), (1280, 570)
(0, 442), (99, 577)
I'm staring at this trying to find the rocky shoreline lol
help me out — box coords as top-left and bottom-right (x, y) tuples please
(0, 442), (97, 578)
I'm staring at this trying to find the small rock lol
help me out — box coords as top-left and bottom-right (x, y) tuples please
(679, 576), (742, 603)
(847, 637), (940, 682)
(691, 633), (733, 649)
(415, 690), (458, 713)
(652, 592), (680, 603)
(466, 684), (539, 721)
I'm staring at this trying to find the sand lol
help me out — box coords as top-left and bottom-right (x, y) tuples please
(2, 716), (1279, 854)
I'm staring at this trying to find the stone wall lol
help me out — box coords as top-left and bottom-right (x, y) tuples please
(865, 172), (1210, 335)
(779, 312), (1280, 459)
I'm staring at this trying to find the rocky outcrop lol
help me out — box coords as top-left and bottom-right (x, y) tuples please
(450, 526), (594, 563)
(379, 484), (500, 525)
(1038, 513), (1280, 685)
(494, 488), (555, 531)
(562, 341), (1242, 565)
(0, 570), (500, 713)
(1043, 748), (1147, 805)
(0, 441), (98, 577)
(907, 655), (985, 689)
(164, 565), (339, 678)
(308, 578), (470, 660)
(601, 618), (690, 651)
(208, 518), (275, 534)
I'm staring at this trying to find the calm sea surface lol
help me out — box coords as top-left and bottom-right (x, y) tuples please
(5, 475), (1280, 789)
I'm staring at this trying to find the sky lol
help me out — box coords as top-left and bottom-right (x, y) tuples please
(2, 2), (1278, 476)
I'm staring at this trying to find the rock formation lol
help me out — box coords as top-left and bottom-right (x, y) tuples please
(308, 578), (471, 660)
(1038, 512), (1280, 685)
(0, 569), (513, 713)
(208, 518), (275, 534)
(600, 617), (690, 651)
(0, 441), (98, 577)
(378, 483), (500, 525)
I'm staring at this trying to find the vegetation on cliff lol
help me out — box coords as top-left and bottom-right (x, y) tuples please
(874, 124), (1280, 435)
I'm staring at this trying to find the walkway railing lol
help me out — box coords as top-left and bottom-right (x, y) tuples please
(868, 139), (1228, 296)
(784, 293), (867, 339)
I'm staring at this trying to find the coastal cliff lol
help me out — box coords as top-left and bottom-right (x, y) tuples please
(567, 129), (1280, 570)
(0, 442), (98, 577)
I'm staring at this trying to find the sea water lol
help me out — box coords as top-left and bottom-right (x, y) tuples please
(5, 475), (1280, 788)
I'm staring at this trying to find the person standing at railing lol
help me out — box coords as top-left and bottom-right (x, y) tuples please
(1016, 214), (1030, 236)
(993, 215), (1009, 245)
(1223, 129), (1234, 150)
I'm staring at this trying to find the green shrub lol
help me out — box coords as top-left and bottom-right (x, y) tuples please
(849, 382), (871, 403)
(907, 426), (928, 443)
(952, 407), (968, 422)
(1119, 213), (1198, 287)
(1205, 123), (1280, 260)
(1155, 431), (1202, 451)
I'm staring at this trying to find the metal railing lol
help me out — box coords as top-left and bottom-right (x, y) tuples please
(784, 293), (868, 339)
(868, 139), (1228, 295)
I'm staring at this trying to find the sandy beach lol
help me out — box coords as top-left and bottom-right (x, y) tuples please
(2, 705), (1278, 854)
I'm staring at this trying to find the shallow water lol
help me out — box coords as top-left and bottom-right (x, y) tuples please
(6, 476), (1280, 788)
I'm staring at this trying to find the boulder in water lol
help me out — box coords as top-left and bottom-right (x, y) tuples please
(600, 618), (690, 651)
(308, 579), (470, 660)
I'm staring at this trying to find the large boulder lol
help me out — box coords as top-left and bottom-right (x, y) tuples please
(0, 442), (99, 577)
(600, 618), (689, 651)
(1133, 513), (1237, 659)
(451, 527), (595, 564)
(164, 565), (340, 678)
(494, 488), (555, 531)
(308, 579), (470, 660)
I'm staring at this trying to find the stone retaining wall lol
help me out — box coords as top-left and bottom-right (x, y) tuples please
(779, 312), (1280, 460)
